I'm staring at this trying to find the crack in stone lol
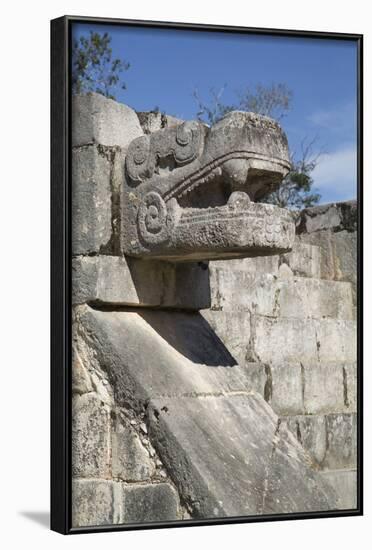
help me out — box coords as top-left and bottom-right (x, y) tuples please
(260, 418), (282, 514)
(264, 364), (273, 403)
(300, 362), (306, 413)
(343, 366), (350, 408)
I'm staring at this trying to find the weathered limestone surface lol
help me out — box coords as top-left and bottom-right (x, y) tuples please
(252, 317), (356, 365)
(296, 201), (357, 235)
(281, 242), (321, 279)
(72, 146), (112, 255)
(319, 470), (357, 510)
(236, 362), (357, 417)
(122, 111), (295, 260)
(71, 479), (180, 527)
(282, 413), (357, 470)
(209, 268), (354, 319)
(72, 92), (143, 149)
(205, 200), (358, 511)
(77, 306), (338, 517)
(202, 310), (251, 365)
(112, 414), (155, 481)
(296, 202), (357, 304)
(137, 111), (183, 134)
(72, 255), (210, 310)
(148, 394), (336, 516)
(70, 94), (357, 524)
(122, 484), (179, 523)
(72, 393), (111, 479)
(72, 479), (117, 527)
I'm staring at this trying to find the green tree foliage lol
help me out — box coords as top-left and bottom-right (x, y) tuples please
(72, 31), (130, 100)
(193, 84), (321, 209)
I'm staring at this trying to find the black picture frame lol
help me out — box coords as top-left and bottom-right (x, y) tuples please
(51, 14), (363, 535)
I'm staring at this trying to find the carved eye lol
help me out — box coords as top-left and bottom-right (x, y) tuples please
(126, 135), (151, 184)
(131, 136), (149, 165)
(176, 122), (193, 146)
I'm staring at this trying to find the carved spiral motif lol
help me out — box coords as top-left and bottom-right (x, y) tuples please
(125, 121), (202, 185)
(137, 192), (171, 245)
(174, 122), (201, 165)
(125, 135), (152, 185)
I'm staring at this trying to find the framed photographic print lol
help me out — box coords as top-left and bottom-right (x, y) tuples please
(51, 15), (363, 534)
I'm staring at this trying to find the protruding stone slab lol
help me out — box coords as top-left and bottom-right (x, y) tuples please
(72, 255), (210, 310)
(78, 308), (253, 411)
(148, 394), (338, 517)
(72, 92), (143, 148)
(78, 306), (338, 517)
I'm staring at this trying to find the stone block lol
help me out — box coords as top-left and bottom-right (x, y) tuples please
(253, 316), (317, 364)
(314, 319), (356, 364)
(284, 413), (358, 471)
(297, 201), (357, 235)
(202, 310), (251, 365)
(72, 92), (143, 148)
(283, 415), (327, 467)
(252, 316), (356, 365)
(333, 230), (357, 303)
(319, 470), (357, 510)
(122, 483), (179, 523)
(281, 242), (321, 279)
(137, 111), (183, 134)
(241, 362), (267, 396)
(72, 393), (111, 478)
(323, 413), (357, 470)
(72, 344), (93, 395)
(344, 363), (357, 411)
(72, 255), (210, 310)
(72, 479), (117, 527)
(72, 146), (111, 255)
(209, 269), (354, 319)
(303, 362), (345, 414)
(269, 363), (304, 415)
(112, 415), (155, 481)
(298, 229), (357, 304)
(211, 254), (279, 276)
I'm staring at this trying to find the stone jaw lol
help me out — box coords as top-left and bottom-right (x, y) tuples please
(122, 110), (294, 261)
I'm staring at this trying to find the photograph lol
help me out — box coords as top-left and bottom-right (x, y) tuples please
(51, 15), (362, 533)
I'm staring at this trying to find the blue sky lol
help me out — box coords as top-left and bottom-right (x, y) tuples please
(73, 23), (358, 204)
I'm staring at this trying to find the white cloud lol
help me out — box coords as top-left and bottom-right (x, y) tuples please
(307, 101), (356, 135)
(312, 145), (357, 202)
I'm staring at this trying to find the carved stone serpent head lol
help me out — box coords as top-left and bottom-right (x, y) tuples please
(122, 111), (295, 261)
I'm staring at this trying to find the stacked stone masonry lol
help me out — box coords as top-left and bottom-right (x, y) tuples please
(207, 201), (358, 509)
(71, 94), (358, 526)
